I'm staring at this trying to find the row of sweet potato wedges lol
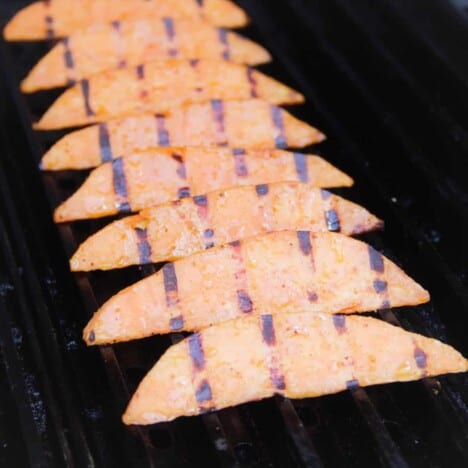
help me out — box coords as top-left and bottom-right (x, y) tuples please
(5, 0), (467, 426)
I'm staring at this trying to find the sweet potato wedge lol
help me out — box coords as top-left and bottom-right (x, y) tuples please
(41, 100), (323, 170)
(54, 148), (353, 222)
(123, 312), (467, 425)
(4, 0), (248, 41)
(22, 18), (270, 93)
(34, 60), (304, 129)
(83, 231), (430, 345)
(70, 183), (383, 271)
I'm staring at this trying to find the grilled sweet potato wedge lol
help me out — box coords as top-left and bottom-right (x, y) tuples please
(41, 100), (323, 170)
(22, 18), (270, 93)
(34, 60), (304, 130)
(4, 0), (248, 41)
(123, 312), (467, 425)
(70, 183), (383, 271)
(54, 148), (353, 222)
(83, 231), (430, 345)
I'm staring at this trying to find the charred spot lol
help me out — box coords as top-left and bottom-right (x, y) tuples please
(246, 68), (258, 98)
(98, 123), (113, 163)
(193, 194), (208, 207)
(112, 158), (131, 213)
(204, 229), (214, 238)
(178, 187), (191, 199)
(373, 279), (388, 294)
(271, 106), (287, 148)
(136, 64), (145, 80)
(368, 246), (385, 273)
(80, 79), (95, 117)
(307, 292), (318, 302)
(325, 209), (341, 232)
(255, 184), (269, 196)
(188, 333), (205, 371)
(333, 315), (347, 334)
(293, 152), (308, 182)
(297, 231), (312, 256)
(320, 189), (332, 200)
(270, 369), (286, 391)
(196, 380), (212, 403)
(261, 314), (276, 346)
(237, 290), (253, 313)
(88, 330), (95, 343)
(414, 347), (428, 369)
(346, 379), (360, 391)
(169, 316), (184, 331)
(135, 227), (152, 264)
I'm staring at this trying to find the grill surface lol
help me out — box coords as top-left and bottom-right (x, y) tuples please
(0, 0), (468, 466)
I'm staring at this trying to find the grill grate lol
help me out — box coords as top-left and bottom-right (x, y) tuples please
(0, 0), (467, 466)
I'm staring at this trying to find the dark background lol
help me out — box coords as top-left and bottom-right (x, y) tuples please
(0, 0), (467, 466)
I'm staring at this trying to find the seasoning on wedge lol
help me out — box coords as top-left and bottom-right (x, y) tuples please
(122, 312), (467, 425)
(83, 231), (430, 345)
(34, 60), (304, 130)
(22, 18), (270, 93)
(40, 100), (323, 170)
(54, 148), (352, 222)
(4, 0), (248, 41)
(70, 183), (383, 271)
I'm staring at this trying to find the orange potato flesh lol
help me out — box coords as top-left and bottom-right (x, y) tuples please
(70, 183), (383, 271)
(123, 312), (467, 425)
(53, 148), (353, 222)
(83, 231), (430, 345)
(4, 0), (248, 41)
(34, 60), (304, 129)
(41, 100), (323, 171)
(22, 18), (270, 93)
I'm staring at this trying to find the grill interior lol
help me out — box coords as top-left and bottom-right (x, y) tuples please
(0, 0), (467, 466)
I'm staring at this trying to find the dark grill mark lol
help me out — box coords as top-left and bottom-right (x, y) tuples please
(178, 187), (191, 199)
(162, 263), (178, 307)
(204, 229), (214, 238)
(230, 240), (241, 248)
(45, 15), (55, 40)
(293, 152), (308, 182)
(232, 148), (248, 177)
(135, 227), (152, 264)
(193, 195), (208, 207)
(62, 38), (75, 84)
(373, 279), (388, 294)
(155, 114), (170, 146)
(196, 380), (213, 403)
(297, 231), (312, 256)
(111, 21), (127, 68)
(172, 153), (186, 179)
(270, 369), (286, 391)
(414, 347), (428, 369)
(211, 99), (227, 145)
(169, 316), (184, 331)
(261, 315), (276, 345)
(346, 379), (360, 391)
(271, 106), (287, 148)
(80, 80), (95, 117)
(162, 17), (178, 57)
(246, 68), (258, 98)
(189, 58), (199, 68)
(368, 246), (385, 273)
(136, 64), (145, 80)
(333, 315), (347, 334)
(321, 189), (332, 200)
(255, 184), (269, 196)
(98, 123), (113, 163)
(188, 333), (205, 371)
(325, 209), (341, 232)
(196, 0), (204, 7)
(88, 330), (95, 343)
(308, 292), (318, 302)
(218, 29), (230, 60)
(237, 290), (253, 313)
(112, 158), (131, 213)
